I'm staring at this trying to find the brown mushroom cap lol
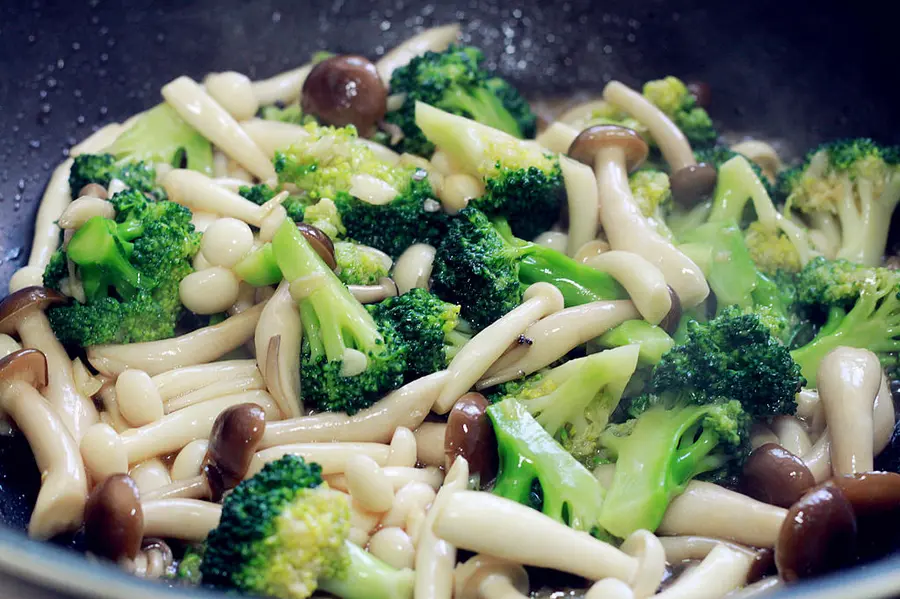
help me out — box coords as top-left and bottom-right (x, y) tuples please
(657, 286), (682, 336)
(831, 472), (900, 562)
(0, 286), (67, 335)
(296, 223), (338, 271)
(0, 348), (48, 389)
(445, 392), (498, 485)
(567, 125), (649, 172)
(455, 555), (529, 599)
(301, 55), (387, 137)
(669, 163), (718, 207)
(204, 403), (267, 500)
(775, 481), (857, 582)
(84, 474), (144, 562)
(741, 443), (816, 509)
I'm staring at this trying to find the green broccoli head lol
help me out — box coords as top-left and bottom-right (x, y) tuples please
(69, 154), (160, 200)
(260, 102), (313, 125)
(778, 138), (900, 266)
(415, 102), (564, 240)
(643, 76), (717, 147)
(369, 288), (471, 380)
(630, 169), (674, 239)
(334, 242), (389, 286)
(385, 45), (536, 156)
(44, 189), (200, 347)
(489, 345), (641, 465)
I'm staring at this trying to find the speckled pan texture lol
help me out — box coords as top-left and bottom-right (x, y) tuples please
(0, 0), (898, 597)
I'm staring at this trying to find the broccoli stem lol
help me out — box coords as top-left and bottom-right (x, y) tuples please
(708, 155), (777, 227)
(442, 87), (523, 138)
(836, 174), (900, 265)
(234, 244), (284, 286)
(318, 541), (414, 599)
(596, 320), (675, 366)
(271, 219), (382, 362)
(67, 216), (146, 301)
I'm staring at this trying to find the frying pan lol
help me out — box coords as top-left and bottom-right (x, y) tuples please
(1, 0), (899, 597)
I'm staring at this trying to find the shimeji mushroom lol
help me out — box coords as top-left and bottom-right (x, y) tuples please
(326, 465), (444, 493)
(740, 443), (816, 509)
(0, 287), (98, 440)
(248, 442), (392, 478)
(393, 244), (436, 295)
(579, 251), (674, 326)
(567, 125), (709, 308)
(348, 278), (401, 304)
(444, 393), (498, 483)
(653, 544), (757, 599)
(0, 349), (88, 539)
(454, 555), (530, 599)
(254, 281), (303, 419)
(151, 359), (261, 400)
(163, 169), (275, 227)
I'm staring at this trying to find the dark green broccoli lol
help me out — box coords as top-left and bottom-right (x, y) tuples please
(487, 398), (606, 534)
(643, 76), (717, 147)
(174, 545), (204, 584)
(271, 219), (406, 414)
(778, 139), (900, 266)
(597, 308), (801, 537)
(239, 183), (308, 223)
(69, 104), (213, 197)
(431, 207), (627, 331)
(790, 258), (900, 383)
(489, 345), (640, 464)
(368, 288), (471, 380)
(201, 455), (413, 599)
(385, 45), (536, 156)
(44, 189), (200, 347)
(415, 102), (564, 240)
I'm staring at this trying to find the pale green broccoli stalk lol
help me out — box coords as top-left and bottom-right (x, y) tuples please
(595, 320), (675, 366)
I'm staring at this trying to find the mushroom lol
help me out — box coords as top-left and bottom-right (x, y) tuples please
(240, 118), (311, 158)
(28, 159), (73, 270)
(345, 453), (395, 513)
(163, 370), (267, 414)
(445, 392), (498, 483)
(251, 64), (313, 106)
(658, 536), (773, 580)
(0, 287), (98, 439)
(0, 349), (88, 539)
(568, 125), (709, 308)
(369, 527), (416, 570)
(87, 302), (265, 377)
(413, 422), (447, 467)
(435, 283), (564, 413)
(248, 442), (392, 478)
(817, 347), (882, 475)
(741, 443), (816, 509)
(768, 416), (812, 459)
(129, 458), (173, 495)
(170, 439), (209, 481)
(375, 24), (461, 83)
(119, 538), (174, 580)
(260, 369), (448, 447)
(162, 77), (275, 180)
(585, 579), (634, 599)
(143, 403), (267, 502)
(580, 251), (673, 325)
(620, 529), (667, 598)
(730, 140), (783, 182)
(162, 169), (273, 227)
(141, 498), (222, 542)
(382, 481), (437, 530)
(84, 474), (144, 561)
(326, 465), (444, 493)
(348, 277), (400, 304)
(559, 155), (599, 257)
(254, 281), (303, 419)
(432, 489), (646, 586)
(536, 121), (580, 155)
(775, 481), (857, 582)
(658, 481), (787, 548)
(301, 55), (387, 136)
(455, 555), (530, 599)
(57, 197), (116, 230)
(723, 577), (783, 599)
(151, 359), (261, 400)
(478, 300), (639, 388)
(203, 71), (259, 122)
(392, 244), (436, 294)
(386, 426), (417, 468)
(602, 81), (717, 205)
(653, 544), (756, 599)
(831, 472), (900, 562)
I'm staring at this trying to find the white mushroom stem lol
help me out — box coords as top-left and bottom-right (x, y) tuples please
(163, 374), (266, 414)
(435, 283), (564, 414)
(247, 443), (392, 477)
(151, 360), (260, 400)
(433, 490), (638, 583)
(255, 281), (303, 419)
(657, 481), (786, 548)
(478, 300), (640, 388)
(414, 456), (469, 599)
(28, 159), (73, 269)
(141, 499), (221, 542)
(658, 536), (761, 563)
(376, 24), (461, 83)
(536, 121), (580, 155)
(348, 278), (400, 304)
(170, 439), (209, 481)
(817, 347), (882, 475)
(730, 140), (782, 181)
(259, 370), (448, 448)
(2, 381), (87, 539)
(392, 244), (436, 295)
(129, 458), (172, 495)
(8, 267), (45, 294)
(241, 119), (310, 158)
(251, 64), (313, 105)
(455, 555), (530, 599)
(119, 391), (279, 465)
(769, 416), (812, 458)
(803, 431), (832, 483)
(749, 423), (780, 450)
(413, 422), (447, 467)
(723, 577), (783, 599)
(57, 197), (115, 230)
(582, 251), (671, 324)
(326, 466), (444, 493)
(18, 311), (98, 440)
(585, 579), (634, 599)
(69, 122), (125, 157)
(141, 476), (209, 502)
(603, 81), (695, 172)
(620, 530), (667, 599)
(795, 388), (826, 437)
(593, 143), (709, 308)
(162, 76), (275, 180)
(560, 156), (599, 257)
(653, 545), (754, 599)
(163, 169), (269, 227)
(88, 302), (265, 377)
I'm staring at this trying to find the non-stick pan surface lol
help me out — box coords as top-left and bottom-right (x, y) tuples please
(0, 0), (898, 597)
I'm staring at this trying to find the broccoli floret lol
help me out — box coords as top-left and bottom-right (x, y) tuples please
(790, 258), (900, 382)
(643, 77), (717, 147)
(275, 123), (449, 256)
(44, 189), (200, 347)
(175, 545), (205, 584)
(385, 45), (536, 156)
(415, 102), (564, 240)
(595, 320), (675, 366)
(431, 207), (627, 331)
(260, 103), (313, 125)
(487, 398), (607, 534)
(334, 242), (389, 286)
(368, 288), (471, 380)
(201, 455), (413, 599)
(303, 198), (346, 240)
(489, 345), (640, 464)
(271, 219), (406, 414)
(69, 154), (161, 200)
(630, 169), (674, 239)
(239, 183), (309, 224)
(779, 139), (900, 266)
